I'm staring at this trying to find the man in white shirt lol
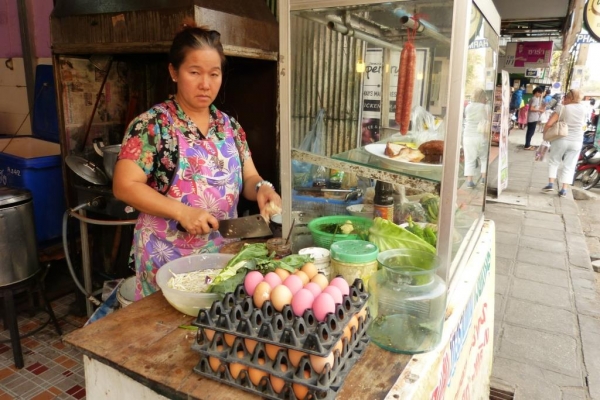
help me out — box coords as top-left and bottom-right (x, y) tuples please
(524, 87), (544, 150)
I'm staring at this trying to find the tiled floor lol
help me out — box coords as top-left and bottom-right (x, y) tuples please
(0, 293), (88, 400)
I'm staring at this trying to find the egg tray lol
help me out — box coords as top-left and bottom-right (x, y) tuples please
(192, 279), (368, 356)
(191, 307), (370, 391)
(192, 332), (370, 400)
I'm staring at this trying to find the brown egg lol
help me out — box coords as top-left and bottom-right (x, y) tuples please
(253, 281), (272, 308)
(301, 262), (318, 279)
(311, 273), (329, 290)
(248, 367), (269, 386)
(333, 338), (343, 357)
(293, 270), (310, 286)
(347, 315), (359, 336)
(224, 333), (236, 347)
(204, 329), (215, 342)
(274, 268), (291, 281)
(288, 348), (306, 367)
(293, 383), (310, 400)
(270, 285), (293, 312)
(245, 338), (257, 355)
(270, 374), (286, 394)
(357, 307), (367, 323)
(309, 352), (334, 374)
(342, 325), (352, 342)
(229, 362), (247, 379)
(208, 356), (221, 372)
(265, 344), (282, 361)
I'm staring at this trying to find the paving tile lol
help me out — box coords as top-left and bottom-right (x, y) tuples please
(504, 298), (577, 336)
(517, 236), (566, 253)
(495, 230), (519, 246)
(524, 210), (563, 222)
(510, 278), (572, 310)
(561, 387), (589, 400)
(517, 247), (567, 270)
(522, 217), (565, 231)
(520, 225), (565, 240)
(513, 262), (569, 288)
(580, 315), (600, 336)
(496, 257), (513, 276)
(491, 356), (563, 400)
(495, 274), (509, 296)
(494, 220), (521, 234)
(581, 330), (600, 400)
(497, 324), (580, 378)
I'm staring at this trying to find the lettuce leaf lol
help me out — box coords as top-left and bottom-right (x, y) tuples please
(368, 217), (436, 253)
(206, 244), (267, 292)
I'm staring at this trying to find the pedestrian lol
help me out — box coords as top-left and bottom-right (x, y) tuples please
(543, 89), (553, 106)
(511, 85), (524, 124)
(524, 87), (545, 150)
(462, 88), (490, 189)
(517, 101), (528, 129)
(541, 89), (588, 197)
(112, 22), (282, 299)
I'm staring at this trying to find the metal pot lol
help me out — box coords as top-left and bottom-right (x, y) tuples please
(93, 141), (121, 180)
(0, 187), (39, 286)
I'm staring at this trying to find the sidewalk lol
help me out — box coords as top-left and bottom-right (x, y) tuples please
(487, 128), (600, 400)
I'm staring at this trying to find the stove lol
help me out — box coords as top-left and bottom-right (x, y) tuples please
(74, 184), (138, 220)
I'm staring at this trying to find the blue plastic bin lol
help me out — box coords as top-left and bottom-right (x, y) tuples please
(0, 137), (65, 244)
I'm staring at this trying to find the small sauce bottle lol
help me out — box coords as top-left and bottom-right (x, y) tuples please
(373, 181), (394, 221)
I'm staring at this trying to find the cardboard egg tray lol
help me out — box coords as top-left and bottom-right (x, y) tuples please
(192, 306), (370, 392)
(192, 279), (368, 356)
(192, 329), (370, 400)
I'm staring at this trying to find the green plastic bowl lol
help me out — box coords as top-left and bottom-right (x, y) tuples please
(307, 216), (373, 249)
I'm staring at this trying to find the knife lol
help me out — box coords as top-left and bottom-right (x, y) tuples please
(176, 214), (273, 239)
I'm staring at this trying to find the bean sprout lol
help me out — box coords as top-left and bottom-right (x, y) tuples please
(167, 269), (220, 293)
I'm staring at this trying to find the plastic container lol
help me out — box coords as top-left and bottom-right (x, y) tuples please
(298, 247), (331, 279)
(330, 240), (379, 288)
(345, 204), (374, 218)
(367, 249), (447, 354)
(292, 191), (362, 217)
(155, 253), (234, 316)
(0, 137), (65, 243)
(266, 238), (292, 258)
(117, 276), (136, 308)
(307, 216), (372, 249)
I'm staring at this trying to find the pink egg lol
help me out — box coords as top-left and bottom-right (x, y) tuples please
(312, 293), (336, 322)
(329, 277), (350, 296)
(304, 282), (322, 298)
(291, 289), (315, 317)
(283, 275), (304, 295)
(244, 271), (265, 296)
(322, 285), (343, 304)
(264, 272), (282, 288)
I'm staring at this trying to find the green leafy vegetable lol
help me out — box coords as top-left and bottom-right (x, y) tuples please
(368, 217), (436, 253)
(423, 226), (437, 247)
(207, 243), (268, 292)
(420, 194), (440, 223)
(405, 216), (424, 239)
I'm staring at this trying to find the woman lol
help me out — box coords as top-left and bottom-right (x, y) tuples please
(113, 24), (281, 299)
(541, 89), (587, 198)
(462, 89), (490, 189)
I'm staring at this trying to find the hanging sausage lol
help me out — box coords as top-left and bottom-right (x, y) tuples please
(394, 25), (417, 135)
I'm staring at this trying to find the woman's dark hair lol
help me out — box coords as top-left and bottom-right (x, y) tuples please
(169, 23), (226, 70)
(533, 87), (544, 95)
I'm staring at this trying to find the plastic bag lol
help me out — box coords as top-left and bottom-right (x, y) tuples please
(535, 141), (551, 162)
(292, 109), (326, 186)
(396, 201), (427, 224)
(411, 106), (444, 146)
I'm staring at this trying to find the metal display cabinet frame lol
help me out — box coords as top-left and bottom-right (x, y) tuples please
(279, 0), (501, 288)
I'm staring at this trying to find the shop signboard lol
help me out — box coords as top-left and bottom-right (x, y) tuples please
(497, 71), (510, 194)
(386, 222), (496, 399)
(361, 48), (383, 145)
(503, 41), (553, 69)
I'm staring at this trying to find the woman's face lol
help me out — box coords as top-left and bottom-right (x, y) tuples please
(169, 48), (222, 114)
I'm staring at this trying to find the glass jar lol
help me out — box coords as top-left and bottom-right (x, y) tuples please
(330, 240), (378, 288)
(266, 238), (292, 258)
(367, 249), (447, 354)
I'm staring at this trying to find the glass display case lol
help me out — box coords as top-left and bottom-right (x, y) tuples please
(279, 0), (500, 285)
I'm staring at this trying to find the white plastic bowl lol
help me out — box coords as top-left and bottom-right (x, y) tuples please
(346, 204), (374, 218)
(156, 253), (234, 317)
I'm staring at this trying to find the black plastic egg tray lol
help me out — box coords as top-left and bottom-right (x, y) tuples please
(192, 329), (370, 400)
(192, 279), (369, 356)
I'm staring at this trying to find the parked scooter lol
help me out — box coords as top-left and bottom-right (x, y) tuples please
(573, 146), (600, 190)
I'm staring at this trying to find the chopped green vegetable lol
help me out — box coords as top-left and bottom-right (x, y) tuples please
(420, 194), (440, 223)
(179, 325), (199, 330)
(368, 217), (436, 253)
(423, 226), (437, 247)
(405, 216), (424, 239)
(207, 243), (268, 292)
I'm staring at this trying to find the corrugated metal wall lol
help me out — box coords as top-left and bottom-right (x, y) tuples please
(290, 16), (365, 156)
(264, 2), (365, 156)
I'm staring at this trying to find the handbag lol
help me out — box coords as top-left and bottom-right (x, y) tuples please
(543, 107), (568, 142)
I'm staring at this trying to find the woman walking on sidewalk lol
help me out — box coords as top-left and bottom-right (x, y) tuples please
(541, 89), (587, 197)
(524, 87), (545, 150)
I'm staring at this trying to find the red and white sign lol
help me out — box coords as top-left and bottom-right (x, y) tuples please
(504, 41), (553, 68)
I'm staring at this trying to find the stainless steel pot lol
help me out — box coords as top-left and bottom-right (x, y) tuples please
(0, 187), (39, 286)
(93, 141), (121, 180)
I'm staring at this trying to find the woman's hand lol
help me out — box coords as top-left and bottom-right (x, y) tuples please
(178, 207), (219, 236)
(257, 184), (282, 211)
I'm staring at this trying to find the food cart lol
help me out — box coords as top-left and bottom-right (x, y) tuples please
(64, 0), (499, 398)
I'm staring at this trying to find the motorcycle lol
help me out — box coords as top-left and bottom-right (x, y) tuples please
(573, 146), (600, 190)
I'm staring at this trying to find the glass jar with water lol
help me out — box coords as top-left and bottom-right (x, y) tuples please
(367, 249), (447, 354)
